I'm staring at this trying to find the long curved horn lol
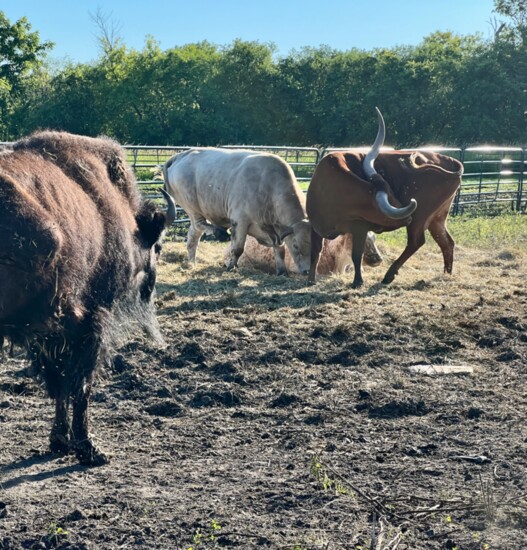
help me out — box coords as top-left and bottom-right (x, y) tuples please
(376, 191), (417, 219)
(160, 188), (176, 227)
(363, 107), (386, 180)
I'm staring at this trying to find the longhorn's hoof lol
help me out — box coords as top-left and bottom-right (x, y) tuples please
(75, 442), (109, 467)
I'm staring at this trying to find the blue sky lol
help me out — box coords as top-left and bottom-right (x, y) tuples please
(3, 0), (498, 64)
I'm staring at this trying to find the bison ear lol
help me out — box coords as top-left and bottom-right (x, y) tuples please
(136, 203), (166, 248)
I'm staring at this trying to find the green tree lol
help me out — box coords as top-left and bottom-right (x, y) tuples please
(494, 0), (527, 43)
(0, 11), (53, 138)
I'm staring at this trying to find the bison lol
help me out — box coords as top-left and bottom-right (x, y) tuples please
(307, 109), (463, 287)
(228, 232), (383, 276)
(0, 131), (175, 465)
(162, 148), (311, 276)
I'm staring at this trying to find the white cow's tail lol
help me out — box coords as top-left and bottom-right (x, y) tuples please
(152, 165), (164, 183)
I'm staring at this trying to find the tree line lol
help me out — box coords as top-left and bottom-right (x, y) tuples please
(1, 1), (526, 148)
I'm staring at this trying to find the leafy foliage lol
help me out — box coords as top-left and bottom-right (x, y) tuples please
(0, 12), (53, 138)
(2, 5), (527, 147)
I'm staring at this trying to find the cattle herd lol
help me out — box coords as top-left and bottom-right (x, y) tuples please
(0, 110), (463, 464)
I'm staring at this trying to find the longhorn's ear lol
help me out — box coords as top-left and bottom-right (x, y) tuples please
(279, 226), (294, 241)
(136, 202), (167, 248)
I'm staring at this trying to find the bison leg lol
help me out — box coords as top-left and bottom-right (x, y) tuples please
(273, 244), (288, 276)
(35, 342), (73, 455)
(308, 229), (323, 284)
(50, 396), (73, 455)
(350, 229), (368, 288)
(382, 230), (426, 284)
(428, 218), (455, 274)
(64, 330), (109, 467)
(71, 379), (108, 466)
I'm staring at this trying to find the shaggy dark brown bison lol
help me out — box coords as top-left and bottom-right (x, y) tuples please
(0, 132), (175, 465)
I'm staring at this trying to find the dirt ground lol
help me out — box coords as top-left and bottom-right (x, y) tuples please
(1, 237), (526, 550)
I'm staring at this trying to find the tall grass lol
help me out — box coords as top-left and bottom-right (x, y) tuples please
(377, 213), (527, 251)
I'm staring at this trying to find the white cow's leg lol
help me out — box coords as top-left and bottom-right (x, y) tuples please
(273, 244), (288, 276)
(186, 222), (204, 263)
(226, 221), (248, 270)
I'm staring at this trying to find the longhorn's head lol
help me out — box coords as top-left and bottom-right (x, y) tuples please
(363, 108), (417, 220)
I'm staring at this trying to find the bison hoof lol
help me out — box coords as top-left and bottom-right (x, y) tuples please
(381, 274), (395, 285)
(351, 280), (363, 289)
(75, 443), (109, 466)
(49, 433), (71, 455)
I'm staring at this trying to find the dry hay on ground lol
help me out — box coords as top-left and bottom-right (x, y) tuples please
(1, 237), (526, 549)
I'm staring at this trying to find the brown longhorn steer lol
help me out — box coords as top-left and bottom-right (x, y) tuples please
(306, 109), (463, 287)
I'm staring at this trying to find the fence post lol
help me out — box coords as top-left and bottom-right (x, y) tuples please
(518, 147), (525, 212)
(452, 148), (464, 216)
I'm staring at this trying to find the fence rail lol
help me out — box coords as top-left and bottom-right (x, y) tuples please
(2, 141), (525, 217)
(126, 144), (527, 218)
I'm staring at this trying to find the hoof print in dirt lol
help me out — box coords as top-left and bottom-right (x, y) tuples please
(357, 399), (429, 418)
(189, 390), (241, 408)
(269, 393), (300, 408)
(211, 361), (246, 384)
(112, 354), (133, 374)
(144, 400), (183, 417)
(303, 413), (324, 425)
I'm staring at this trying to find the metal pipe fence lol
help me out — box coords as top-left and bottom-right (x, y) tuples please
(127, 144), (527, 222)
(2, 141), (524, 220)
(453, 147), (525, 214)
(123, 145), (321, 229)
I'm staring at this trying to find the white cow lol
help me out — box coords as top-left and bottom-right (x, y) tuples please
(163, 148), (311, 275)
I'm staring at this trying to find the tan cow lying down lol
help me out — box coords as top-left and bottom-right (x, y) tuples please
(226, 232), (383, 276)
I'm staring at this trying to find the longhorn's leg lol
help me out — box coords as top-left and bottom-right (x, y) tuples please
(428, 217), (455, 274)
(308, 228), (323, 284)
(273, 244), (288, 276)
(382, 229), (426, 284)
(350, 228), (368, 288)
(226, 221), (248, 270)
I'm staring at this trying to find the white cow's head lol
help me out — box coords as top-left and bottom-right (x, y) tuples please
(281, 219), (311, 275)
